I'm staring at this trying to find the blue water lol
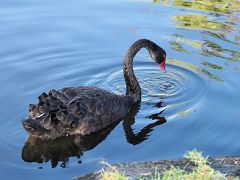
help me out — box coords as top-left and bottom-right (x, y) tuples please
(0, 0), (239, 179)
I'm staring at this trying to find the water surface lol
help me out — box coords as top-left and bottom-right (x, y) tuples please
(0, 0), (239, 179)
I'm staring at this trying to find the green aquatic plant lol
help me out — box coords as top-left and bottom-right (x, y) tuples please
(169, 58), (224, 82)
(153, 0), (240, 14)
(169, 41), (187, 53)
(153, 0), (238, 38)
(171, 34), (202, 50)
(174, 14), (227, 31)
(202, 61), (224, 71)
(202, 40), (240, 62)
(200, 68), (223, 82)
(204, 31), (239, 45)
(179, 37), (202, 49)
(170, 32), (239, 62)
(169, 33), (239, 63)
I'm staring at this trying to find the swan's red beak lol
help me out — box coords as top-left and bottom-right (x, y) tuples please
(160, 57), (166, 72)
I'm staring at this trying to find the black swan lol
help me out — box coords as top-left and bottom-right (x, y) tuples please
(22, 39), (167, 140)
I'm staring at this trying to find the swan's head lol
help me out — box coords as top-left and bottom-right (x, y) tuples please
(149, 45), (167, 72)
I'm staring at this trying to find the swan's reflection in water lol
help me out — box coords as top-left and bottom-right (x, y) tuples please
(123, 102), (166, 145)
(22, 102), (166, 168)
(22, 121), (120, 168)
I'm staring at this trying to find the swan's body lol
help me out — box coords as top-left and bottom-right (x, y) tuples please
(23, 39), (166, 139)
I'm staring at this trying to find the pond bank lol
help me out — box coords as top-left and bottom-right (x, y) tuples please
(75, 156), (240, 179)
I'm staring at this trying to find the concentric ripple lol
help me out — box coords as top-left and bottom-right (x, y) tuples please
(86, 62), (207, 118)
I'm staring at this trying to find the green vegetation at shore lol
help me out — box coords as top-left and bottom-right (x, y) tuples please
(101, 150), (239, 180)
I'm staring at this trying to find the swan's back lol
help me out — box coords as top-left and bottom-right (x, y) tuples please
(23, 86), (133, 139)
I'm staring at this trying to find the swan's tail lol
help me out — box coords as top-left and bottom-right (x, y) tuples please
(22, 89), (77, 138)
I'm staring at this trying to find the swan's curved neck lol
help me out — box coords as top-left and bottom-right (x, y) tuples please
(123, 39), (156, 103)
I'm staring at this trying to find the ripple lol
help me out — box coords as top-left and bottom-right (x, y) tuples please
(86, 62), (207, 118)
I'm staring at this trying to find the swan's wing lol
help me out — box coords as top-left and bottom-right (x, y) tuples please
(65, 89), (132, 135)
